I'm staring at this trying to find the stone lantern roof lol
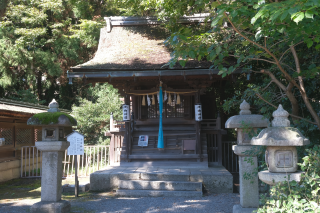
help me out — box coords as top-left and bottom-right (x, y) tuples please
(27, 99), (77, 126)
(251, 105), (309, 146)
(225, 100), (270, 128)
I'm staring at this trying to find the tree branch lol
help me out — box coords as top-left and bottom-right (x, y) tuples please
(262, 80), (274, 92)
(255, 93), (317, 125)
(216, 0), (301, 90)
(290, 45), (320, 128)
(279, 41), (304, 62)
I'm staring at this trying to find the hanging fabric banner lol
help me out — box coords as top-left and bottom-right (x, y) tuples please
(157, 82), (164, 149)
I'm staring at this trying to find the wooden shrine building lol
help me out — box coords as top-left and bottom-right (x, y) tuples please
(69, 15), (240, 168)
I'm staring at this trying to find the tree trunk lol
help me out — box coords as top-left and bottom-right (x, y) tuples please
(0, 0), (8, 18)
(37, 71), (42, 100)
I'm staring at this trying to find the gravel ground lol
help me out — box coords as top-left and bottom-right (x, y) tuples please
(0, 193), (240, 213)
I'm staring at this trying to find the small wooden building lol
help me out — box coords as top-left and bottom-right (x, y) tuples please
(69, 16), (240, 168)
(0, 98), (70, 182)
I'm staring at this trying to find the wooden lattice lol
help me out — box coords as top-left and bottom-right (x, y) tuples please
(0, 128), (13, 145)
(34, 129), (42, 142)
(16, 128), (32, 145)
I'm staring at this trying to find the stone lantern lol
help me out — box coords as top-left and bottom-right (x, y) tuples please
(27, 99), (77, 213)
(225, 100), (270, 213)
(251, 105), (309, 185)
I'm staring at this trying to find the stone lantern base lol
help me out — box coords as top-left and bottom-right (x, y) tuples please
(233, 205), (257, 213)
(31, 141), (70, 213)
(258, 170), (303, 186)
(31, 200), (71, 213)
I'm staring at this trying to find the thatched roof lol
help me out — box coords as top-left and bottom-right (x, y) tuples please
(0, 98), (70, 115)
(72, 16), (212, 71)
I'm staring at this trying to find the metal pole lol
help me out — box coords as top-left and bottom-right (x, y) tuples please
(75, 155), (78, 197)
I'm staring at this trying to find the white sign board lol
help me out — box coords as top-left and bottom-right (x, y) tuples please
(138, 135), (149, 147)
(67, 132), (84, 155)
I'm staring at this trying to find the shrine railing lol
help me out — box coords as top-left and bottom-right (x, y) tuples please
(201, 118), (221, 130)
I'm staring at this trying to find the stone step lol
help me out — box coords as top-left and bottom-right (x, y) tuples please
(118, 180), (202, 191)
(140, 173), (190, 181)
(116, 189), (202, 197)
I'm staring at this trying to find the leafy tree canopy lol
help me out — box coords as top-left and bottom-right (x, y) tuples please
(72, 83), (122, 145)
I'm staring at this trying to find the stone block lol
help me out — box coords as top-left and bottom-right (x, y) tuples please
(202, 174), (233, 193)
(116, 189), (202, 197)
(189, 175), (203, 182)
(90, 172), (111, 191)
(118, 180), (202, 191)
(0, 169), (12, 182)
(239, 156), (259, 208)
(225, 114), (269, 129)
(7, 160), (20, 169)
(12, 167), (20, 179)
(41, 151), (64, 202)
(233, 145), (257, 157)
(0, 161), (8, 171)
(30, 200), (71, 213)
(36, 141), (70, 152)
(110, 173), (140, 189)
(62, 183), (90, 192)
(140, 173), (189, 181)
(258, 170), (303, 186)
(233, 204), (257, 213)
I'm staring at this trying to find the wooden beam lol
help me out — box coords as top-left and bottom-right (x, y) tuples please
(124, 95), (131, 162)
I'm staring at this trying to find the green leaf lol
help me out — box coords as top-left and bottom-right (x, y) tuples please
(280, 11), (289, 21)
(179, 60), (186, 67)
(241, 41), (250, 46)
(216, 46), (222, 54)
(292, 12), (304, 24)
(179, 35), (187, 41)
(305, 11), (314, 19)
(211, 9), (225, 27)
(307, 40), (313, 48)
(189, 51), (196, 58)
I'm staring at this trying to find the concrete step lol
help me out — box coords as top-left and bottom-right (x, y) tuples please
(116, 189), (202, 197)
(118, 180), (202, 191)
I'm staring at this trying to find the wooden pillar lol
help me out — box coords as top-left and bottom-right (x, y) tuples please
(195, 91), (202, 161)
(124, 95), (131, 162)
(217, 131), (223, 166)
(110, 134), (115, 165)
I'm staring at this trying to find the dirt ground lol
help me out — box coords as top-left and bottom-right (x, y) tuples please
(0, 177), (116, 213)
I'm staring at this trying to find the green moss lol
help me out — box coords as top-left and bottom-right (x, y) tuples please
(32, 112), (77, 125)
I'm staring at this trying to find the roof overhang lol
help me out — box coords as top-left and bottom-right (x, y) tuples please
(105, 14), (211, 31)
(67, 68), (244, 84)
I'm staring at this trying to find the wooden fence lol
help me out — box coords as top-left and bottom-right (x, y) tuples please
(20, 145), (110, 178)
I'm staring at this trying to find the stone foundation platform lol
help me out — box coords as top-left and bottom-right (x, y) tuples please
(90, 166), (233, 194)
(30, 200), (71, 213)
